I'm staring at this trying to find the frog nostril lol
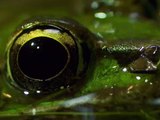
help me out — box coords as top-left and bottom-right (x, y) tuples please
(18, 37), (69, 80)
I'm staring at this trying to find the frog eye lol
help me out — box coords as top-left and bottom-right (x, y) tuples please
(18, 36), (69, 80)
(6, 19), (94, 95)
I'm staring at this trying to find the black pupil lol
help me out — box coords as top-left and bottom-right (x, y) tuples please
(18, 37), (68, 80)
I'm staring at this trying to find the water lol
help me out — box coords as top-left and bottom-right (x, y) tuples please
(0, 0), (160, 119)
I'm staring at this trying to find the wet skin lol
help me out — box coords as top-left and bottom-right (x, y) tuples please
(1, 1), (160, 119)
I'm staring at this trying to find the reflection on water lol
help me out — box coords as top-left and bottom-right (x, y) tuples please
(0, 0), (160, 119)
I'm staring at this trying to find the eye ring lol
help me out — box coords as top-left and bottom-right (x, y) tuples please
(7, 24), (78, 94)
(6, 18), (96, 95)
(16, 27), (71, 80)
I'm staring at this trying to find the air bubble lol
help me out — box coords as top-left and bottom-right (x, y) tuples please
(91, 1), (99, 9)
(24, 91), (29, 95)
(60, 86), (64, 90)
(36, 90), (41, 93)
(94, 12), (107, 19)
(136, 76), (141, 80)
(122, 67), (127, 72)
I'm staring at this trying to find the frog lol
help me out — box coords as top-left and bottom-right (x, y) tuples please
(0, 0), (160, 119)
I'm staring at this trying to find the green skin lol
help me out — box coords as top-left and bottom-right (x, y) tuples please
(0, 0), (160, 119)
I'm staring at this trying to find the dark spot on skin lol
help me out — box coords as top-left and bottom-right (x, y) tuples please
(128, 45), (160, 73)
(129, 56), (157, 73)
